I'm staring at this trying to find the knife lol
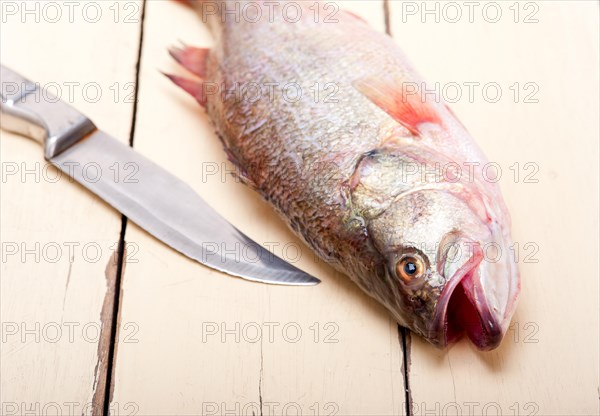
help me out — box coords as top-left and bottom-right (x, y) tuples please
(0, 65), (320, 286)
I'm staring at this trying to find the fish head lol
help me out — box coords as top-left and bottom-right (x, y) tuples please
(365, 186), (519, 350)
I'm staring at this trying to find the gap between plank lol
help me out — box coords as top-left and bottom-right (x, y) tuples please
(98, 2), (407, 414)
(398, 326), (413, 416)
(102, 1), (147, 414)
(383, 0), (392, 36)
(383, 1), (412, 414)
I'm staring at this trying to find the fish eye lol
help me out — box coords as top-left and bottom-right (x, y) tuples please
(396, 255), (425, 282)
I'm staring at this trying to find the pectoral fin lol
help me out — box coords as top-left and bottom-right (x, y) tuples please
(353, 77), (442, 136)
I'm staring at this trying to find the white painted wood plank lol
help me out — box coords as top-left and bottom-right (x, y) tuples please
(0, 1), (142, 413)
(389, 1), (599, 414)
(110, 1), (405, 415)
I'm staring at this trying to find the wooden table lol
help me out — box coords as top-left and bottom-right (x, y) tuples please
(1, 1), (598, 415)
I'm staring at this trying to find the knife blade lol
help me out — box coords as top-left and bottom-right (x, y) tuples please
(0, 64), (320, 286)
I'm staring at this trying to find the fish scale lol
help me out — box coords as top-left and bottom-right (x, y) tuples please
(170, 0), (520, 350)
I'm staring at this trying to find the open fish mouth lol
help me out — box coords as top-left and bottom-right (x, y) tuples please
(432, 244), (503, 351)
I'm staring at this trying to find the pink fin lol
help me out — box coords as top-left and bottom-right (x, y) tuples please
(162, 72), (206, 106)
(173, 0), (193, 7)
(344, 10), (368, 24)
(354, 77), (442, 136)
(169, 45), (209, 78)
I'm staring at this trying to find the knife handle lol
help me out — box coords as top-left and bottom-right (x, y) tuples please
(0, 65), (96, 160)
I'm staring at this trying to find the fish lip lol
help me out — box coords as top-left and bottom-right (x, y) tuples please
(430, 243), (504, 351)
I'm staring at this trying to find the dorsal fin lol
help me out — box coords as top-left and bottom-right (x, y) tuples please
(353, 76), (443, 136)
(162, 73), (207, 106)
(169, 45), (210, 78)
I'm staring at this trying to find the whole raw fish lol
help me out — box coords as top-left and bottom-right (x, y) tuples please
(167, 0), (520, 350)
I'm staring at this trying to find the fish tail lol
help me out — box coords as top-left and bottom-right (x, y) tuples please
(167, 0), (220, 93)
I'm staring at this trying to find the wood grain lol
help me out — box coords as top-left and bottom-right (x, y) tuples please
(389, 1), (599, 414)
(0, 1), (142, 414)
(108, 1), (405, 415)
(2, 1), (598, 415)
